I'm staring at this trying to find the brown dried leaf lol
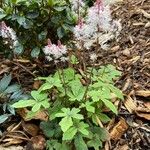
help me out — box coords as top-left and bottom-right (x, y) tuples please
(35, 111), (48, 121)
(17, 108), (30, 121)
(139, 9), (150, 19)
(0, 67), (10, 75)
(136, 107), (150, 113)
(135, 90), (150, 97)
(124, 96), (137, 113)
(17, 108), (48, 121)
(111, 45), (120, 52)
(136, 112), (150, 121)
(110, 118), (128, 141)
(22, 123), (39, 136)
(13, 59), (30, 63)
(26, 135), (46, 150)
(122, 48), (131, 57)
(104, 141), (110, 150)
(0, 146), (24, 150)
(145, 22), (150, 28)
(33, 80), (42, 90)
(2, 138), (23, 147)
(128, 56), (140, 64)
(122, 78), (132, 92)
(144, 102), (150, 110)
(118, 144), (129, 150)
(7, 122), (22, 132)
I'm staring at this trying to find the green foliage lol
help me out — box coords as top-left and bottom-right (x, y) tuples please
(0, 74), (28, 125)
(0, 0), (78, 57)
(12, 64), (123, 149)
(12, 90), (50, 113)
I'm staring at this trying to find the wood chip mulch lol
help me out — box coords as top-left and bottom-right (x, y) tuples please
(0, 0), (149, 150)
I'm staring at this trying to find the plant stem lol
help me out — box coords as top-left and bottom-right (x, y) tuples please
(56, 64), (67, 96)
(82, 64), (94, 101)
(61, 68), (67, 96)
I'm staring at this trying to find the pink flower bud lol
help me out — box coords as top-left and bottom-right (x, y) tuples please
(78, 18), (84, 29)
(47, 38), (52, 47)
(1, 21), (7, 31)
(95, 0), (104, 12)
(57, 40), (62, 48)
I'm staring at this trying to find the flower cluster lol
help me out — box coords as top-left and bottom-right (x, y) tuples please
(73, 0), (122, 50)
(43, 39), (68, 63)
(71, 0), (85, 12)
(70, 0), (86, 19)
(0, 21), (19, 49)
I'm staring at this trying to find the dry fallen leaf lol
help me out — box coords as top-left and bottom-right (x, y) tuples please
(135, 106), (150, 121)
(111, 45), (120, 52)
(2, 138), (23, 147)
(33, 80), (42, 90)
(110, 118), (128, 141)
(135, 90), (150, 97)
(124, 96), (137, 113)
(118, 144), (129, 150)
(13, 59), (30, 63)
(17, 108), (48, 121)
(144, 102), (150, 110)
(22, 122), (39, 136)
(0, 146), (24, 150)
(122, 78), (132, 92)
(138, 9), (150, 19)
(128, 56), (140, 64)
(136, 112), (150, 121)
(122, 48), (131, 57)
(26, 135), (46, 150)
(145, 22), (150, 28)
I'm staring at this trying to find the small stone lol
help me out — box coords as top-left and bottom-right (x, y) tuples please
(122, 48), (131, 57)
(145, 22), (150, 28)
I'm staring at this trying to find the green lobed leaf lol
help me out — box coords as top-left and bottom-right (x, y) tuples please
(63, 127), (77, 140)
(41, 100), (50, 109)
(39, 83), (53, 92)
(12, 100), (36, 108)
(31, 103), (41, 112)
(108, 84), (124, 100)
(40, 120), (61, 138)
(98, 113), (111, 123)
(71, 108), (83, 120)
(31, 90), (48, 101)
(59, 116), (73, 132)
(87, 134), (102, 150)
(74, 134), (88, 150)
(101, 98), (118, 114)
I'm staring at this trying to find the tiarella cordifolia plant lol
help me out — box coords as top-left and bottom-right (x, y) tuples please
(11, 0), (124, 149)
(12, 62), (123, 149)
(74, 0), (122, 50)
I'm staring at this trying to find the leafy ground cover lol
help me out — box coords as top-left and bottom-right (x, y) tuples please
(0, 0), (150, 150)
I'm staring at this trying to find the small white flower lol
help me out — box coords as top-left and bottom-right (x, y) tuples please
(90, 53), (97, 61)
(71, 0), (85, 12)
(0, 21), (20, 50)
(43, 39), (68, 62)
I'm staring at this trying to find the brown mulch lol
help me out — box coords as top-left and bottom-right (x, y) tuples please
(0, 0), (149, 150)
(103, 0), (150, 150)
